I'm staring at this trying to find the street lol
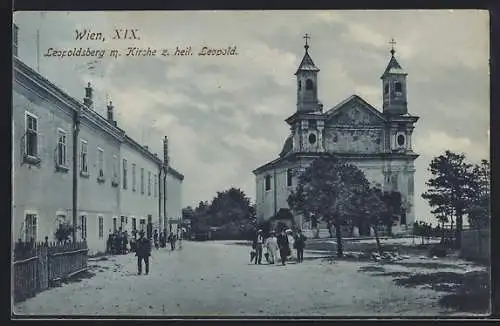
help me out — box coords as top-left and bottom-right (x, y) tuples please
(14, 240), (487, 316)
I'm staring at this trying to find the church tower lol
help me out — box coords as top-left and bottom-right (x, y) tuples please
(381, 39), (408, 116)
(295, 34), (322, 113)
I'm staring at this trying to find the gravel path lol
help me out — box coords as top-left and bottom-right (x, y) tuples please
(13, 240), (480, 317)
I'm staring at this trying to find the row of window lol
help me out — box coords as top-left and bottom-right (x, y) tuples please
(122, 159), (158, 197)
(264, 169), (294, 191)
(24, 213), (153, 243)
(23, 111), (158, 198)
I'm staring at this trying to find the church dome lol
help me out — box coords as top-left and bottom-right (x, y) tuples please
(279, 135), (293, 157)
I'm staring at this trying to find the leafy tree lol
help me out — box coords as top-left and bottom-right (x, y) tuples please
(352, 187), (402, 255)
(208, 188), (253, 227)
(467, 160), (490, 229)
(288, 154), (370, 258)
(422, 150), (476, 249)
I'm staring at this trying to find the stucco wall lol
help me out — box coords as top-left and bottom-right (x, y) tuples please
(12, 82), (75, 243)
(255, 157), (416, 230)
(119, 142), (161, 236)
(77, 119), (121, 253)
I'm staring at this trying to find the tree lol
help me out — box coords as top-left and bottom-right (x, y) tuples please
(353, 187), (401, 255)
(208, 187), (253, 227)
(288, 154), (370, 258)
(422, 150), (476, 249)
(467, 159), (490, 229)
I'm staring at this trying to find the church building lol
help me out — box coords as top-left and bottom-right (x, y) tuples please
(252, 35), (419, 235)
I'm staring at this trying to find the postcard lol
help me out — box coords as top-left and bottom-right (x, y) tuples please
(12, 10), (490, 318)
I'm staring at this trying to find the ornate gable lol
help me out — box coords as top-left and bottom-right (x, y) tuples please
(326, 95), (386, 126)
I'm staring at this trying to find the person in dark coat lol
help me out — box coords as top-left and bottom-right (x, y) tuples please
(136, 230), (151, 275)
(252, 229), (264, 265)
(294, 229), (307, 263)
(153, 229), (159, 250)
(168, 232), (176, 251)
(277, 230), (289, 266)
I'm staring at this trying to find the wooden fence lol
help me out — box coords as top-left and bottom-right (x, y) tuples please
(13, 240), (88, 303)
(460, 228), (490, 262)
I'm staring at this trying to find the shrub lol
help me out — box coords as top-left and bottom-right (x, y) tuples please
(55, 222), (75, 243)
(429, 244), (447, 258)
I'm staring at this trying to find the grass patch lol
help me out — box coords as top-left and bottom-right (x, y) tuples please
(358, 265), (386, 273)
(373, 271), (413, 278)
(393, 270), (490, 313)
(383, 261), (465, 270)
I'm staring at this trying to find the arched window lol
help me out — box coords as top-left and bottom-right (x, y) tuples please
(306, 79), (314, 90)
(265, 175), (271, 191)
(298, 80), (302, 90)
(384, 83), (389, 94)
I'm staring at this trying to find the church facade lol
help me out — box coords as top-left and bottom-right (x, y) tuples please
(253, 37), (419, 235)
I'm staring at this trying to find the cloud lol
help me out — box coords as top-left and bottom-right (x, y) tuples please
(13, 11), (489, 224)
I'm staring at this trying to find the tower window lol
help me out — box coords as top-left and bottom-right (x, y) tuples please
(298, 80), (302, 90)
(395, 82), (402, 93)
(306, 79), (314, 90)
(308, 133), (317, 144)
(397, 134), (405, 146)
(265, 175), (271, 191)
(384, 83), (389, 94)
(287, 169), (293, 187)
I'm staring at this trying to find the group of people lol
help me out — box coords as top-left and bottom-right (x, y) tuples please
(251, 228), (307, 266)
(153, 229), (179, 251)
(106, 229), (129, 255)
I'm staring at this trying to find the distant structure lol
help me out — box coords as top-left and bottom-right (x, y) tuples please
(12, 25), (184, 254)
(253, 35), (419, 236)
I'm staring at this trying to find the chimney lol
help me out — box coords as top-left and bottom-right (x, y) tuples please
(144, 145), (149, 151)
(83, 82), (93, 108)
(163, 136), (169, 165)
(107, 101), (114, 122)
(13, 24), (19, 57)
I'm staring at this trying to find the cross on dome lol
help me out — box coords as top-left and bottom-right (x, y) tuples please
(389, 38), (397, 56)
(303, 33), (311, 51)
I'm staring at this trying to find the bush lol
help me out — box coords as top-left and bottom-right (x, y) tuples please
(55, 222), (75, 243)
(429, 244), (447, 258)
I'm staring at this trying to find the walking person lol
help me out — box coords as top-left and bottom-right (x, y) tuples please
(136, 230), (151, 275)
(168, 232), (176, 251)
(265, 230), (279, 264)
(286, 229), (295, 261)
(294, 229), (307, 263)
(252, 229), (264, 265)
(153, 229), (159, 250)
(277, 229), (289, 266)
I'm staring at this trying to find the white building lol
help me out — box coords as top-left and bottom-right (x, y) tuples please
(12, 24), (184, 254)
(253, 38), (419, 236)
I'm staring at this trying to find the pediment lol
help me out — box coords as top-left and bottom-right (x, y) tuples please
(326, 95), (386, 126)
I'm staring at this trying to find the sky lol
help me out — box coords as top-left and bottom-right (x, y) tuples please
(13, 10), (490, 224)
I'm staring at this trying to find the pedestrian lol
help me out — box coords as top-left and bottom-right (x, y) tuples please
(136, 230), (151, 275)
(153, 229), (159, 250)
(294, 229), (307, 263)
(277, 230), (289, 265)
(265, 230), (279, 264)
(168, 232), (176, 251)
(252, 229), (264, 265)
(286, 229), (295, 260)
(106, 230), (113, 254)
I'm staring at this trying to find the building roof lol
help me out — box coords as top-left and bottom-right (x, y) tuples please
(13, 56), (184, 181)
(295, 50), (320, 75)
(381, 55), (407, 77)
(279, 135), (293, 157)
